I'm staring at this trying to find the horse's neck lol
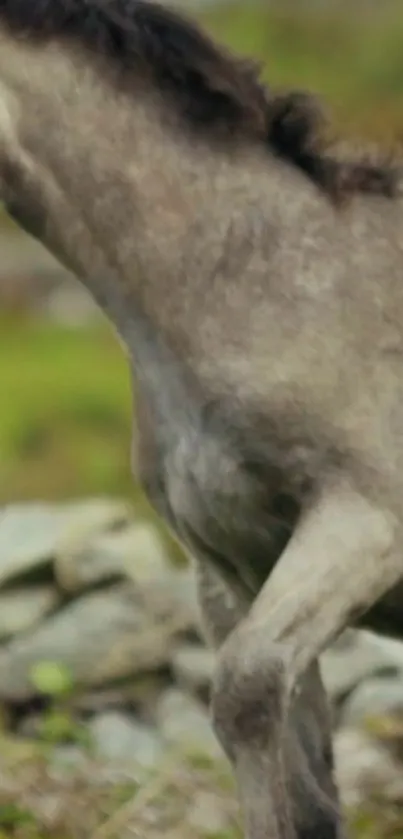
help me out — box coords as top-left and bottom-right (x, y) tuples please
(1, 34), (255, 443)
(0, 43), (187, 318)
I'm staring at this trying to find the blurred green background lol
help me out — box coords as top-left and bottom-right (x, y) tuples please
(2, 0), (403, 506)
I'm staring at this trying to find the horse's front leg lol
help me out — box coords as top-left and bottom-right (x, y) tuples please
(196, 561), (344, 839)
(210, 476), (400, 839)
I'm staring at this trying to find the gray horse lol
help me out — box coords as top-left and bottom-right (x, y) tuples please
(0, 2), (401, 837)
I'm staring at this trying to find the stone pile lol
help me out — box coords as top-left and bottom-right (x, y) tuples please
(1, 498), (403, 812)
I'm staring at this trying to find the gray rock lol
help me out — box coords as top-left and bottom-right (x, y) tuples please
(0, 584), (177, 700)
(0, 499), (130, 586)
(341, 676), (403, 727)
(361, 631), (403, 671)
(55, 520), (198, 631)
(73, 673), (168, 718)
(156, 688), (222, 760)
(55, 520), (166, 592)
(166, 566), (201, 633)
(90, 712), (165, 768)
(171, 644), (215, 693)
(0, 586), (58, 639)
(320, 630), (401, 700)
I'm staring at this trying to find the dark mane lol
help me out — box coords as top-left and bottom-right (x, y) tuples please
(0, 0), (398, 200)
(266, 91), (399, 201)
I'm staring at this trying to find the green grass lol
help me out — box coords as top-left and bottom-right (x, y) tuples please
(200, 1), (403, 141)
(0, 316), (133, 502)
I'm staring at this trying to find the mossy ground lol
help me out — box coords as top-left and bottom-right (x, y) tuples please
(0, 735), (400, 839)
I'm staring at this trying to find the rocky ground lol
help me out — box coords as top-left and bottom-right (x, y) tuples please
(0, 500), (403, 836)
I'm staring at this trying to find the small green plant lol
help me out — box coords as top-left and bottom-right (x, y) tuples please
(30, 661), (74, 698)
(0, 803), (37, 832)
(29, 661), (92, 751)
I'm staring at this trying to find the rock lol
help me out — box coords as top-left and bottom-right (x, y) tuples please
(58, 519), (171, 591)
(320, 630), (402, 701)
(341, 676), (403, 727)
(171, 644), (215, 694)
(74, 673), (169, 718)
(0, 584), (177, 701)
(55, 522), (166, 592)
(55, 519), (198, 631)
(361, 631), (403, 671)
(0, 586), (58, 639)
(334, 727), (403, 809)
(166, 566), (201, 634)
(90, 711), (165, 768)
(0, 499), (130, 586)
(156, 688), (222, 760)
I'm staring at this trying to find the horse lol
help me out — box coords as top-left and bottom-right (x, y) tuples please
(0, 2), (402, 837)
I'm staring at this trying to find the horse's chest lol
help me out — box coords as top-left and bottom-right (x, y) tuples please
(132, 397), (299, 595)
